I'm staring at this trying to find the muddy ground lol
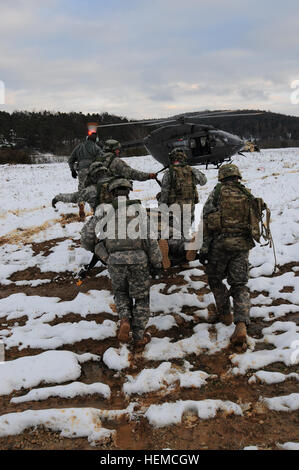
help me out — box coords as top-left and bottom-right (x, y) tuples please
(0, 222), (298, 450)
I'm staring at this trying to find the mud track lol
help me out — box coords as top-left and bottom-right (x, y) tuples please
(0, 236), (298, 450)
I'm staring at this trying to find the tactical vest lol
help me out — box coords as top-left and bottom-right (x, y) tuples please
(105, 199), (145, 253)
(207, 182), (270, 244)
(167, 165), (199, 205)
(96, 179), (114, 205)
(102, 153), (115, 173)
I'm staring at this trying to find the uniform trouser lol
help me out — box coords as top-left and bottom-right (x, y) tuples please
(169, 202), (195, 239)
(206, 240), (250, 325)
(54, 168), (89, 205)
(80, 215), (97, 252)
(108, 262), (151, 340)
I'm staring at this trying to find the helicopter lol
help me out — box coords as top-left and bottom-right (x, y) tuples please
(88, 110), (263, 168)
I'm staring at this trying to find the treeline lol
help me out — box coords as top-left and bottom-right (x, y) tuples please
(0, 109), (299, 161)
(0, 111), (146, 155)
(204, 110), (299, 148)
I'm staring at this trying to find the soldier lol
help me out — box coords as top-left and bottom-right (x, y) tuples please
(199, 163), (259, 351)
(87, 178), (162, 352)
(80, 161), (118, 212)
(158, 148), (207, 238)
(98, 139), (157, 182)
(52, 132), (102, 219)
(146, 207), (198, 270)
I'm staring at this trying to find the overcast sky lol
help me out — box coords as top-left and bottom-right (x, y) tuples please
(1, 0), (299, 118)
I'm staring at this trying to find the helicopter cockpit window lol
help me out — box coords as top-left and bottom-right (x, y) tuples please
(190, 134), (211, 157)
(190, 138), (196, 149)
(211, 137), (225, 147)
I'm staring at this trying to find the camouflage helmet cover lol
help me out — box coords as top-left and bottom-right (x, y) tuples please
(108, 178), (133, 192)
(88, 161), (107, 176)
(103, 139), (121, 152)
(169, 147), (187, 162)
(218, 164), (242, 181)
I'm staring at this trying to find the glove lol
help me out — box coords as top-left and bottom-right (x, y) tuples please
(198, 252), (209, 266)
(150, 265), (163, 279)
(71, 170), (77, 179)
(149, 173), (157, 179)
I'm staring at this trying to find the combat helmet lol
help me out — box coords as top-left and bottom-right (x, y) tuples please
(89, 162), (107, 177)
(108, 178), (133, 192)
(218, 164), (242, 181)
(169, 147), (187, 163)
(103, 139), (121, 153)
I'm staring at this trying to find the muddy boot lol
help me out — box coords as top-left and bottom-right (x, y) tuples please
(78, 202), (86, 221)
(52, 196), (58, 209)
(134, 332), (151, 353)
(118, 319), (131, 343)
(230, 322), (248, 352)
(158, 239), (171, 269)
(185, 235), (198, 262)
(185, 249), (198, 262)
(208, 307), (233, 326)
(220, 312), (233, 326)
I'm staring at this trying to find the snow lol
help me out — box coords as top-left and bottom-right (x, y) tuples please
(276, 442), (299, 450)
(123, 361), (212, 396)
(0, 149), (299, 446)
(260, 393), (299, 412)
(249, 371), (299, 385)
(231, 320), (299, 374)
(2, 319), (116, 350)
(0, 408), (115, 445)
(0, 351), (100, 396)
(102, 345), (131, 370)
(144, 323), (235, 361)
(10, 381), (111, 404)
(145, 399), (243, 427)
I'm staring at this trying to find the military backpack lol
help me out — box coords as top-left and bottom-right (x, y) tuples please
(206, 181), (271, 245)
(168, 164), (199, 205)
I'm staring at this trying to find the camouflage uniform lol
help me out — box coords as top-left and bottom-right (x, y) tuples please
(202, 166), (256, 325)
(94, 196), (162, 340)
(99, 152), (152, 182)
(159, 160), (207, 237)
(53, 139), (102, 206)
(53, 168), (90, 206)
(146, 207), (187, 266)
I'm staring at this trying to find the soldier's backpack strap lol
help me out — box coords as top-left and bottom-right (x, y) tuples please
(102, 153), (114, 170)
(212, 183), (222, 207)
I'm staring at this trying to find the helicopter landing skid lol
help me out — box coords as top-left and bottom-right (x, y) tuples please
(205, 157), (232, 169)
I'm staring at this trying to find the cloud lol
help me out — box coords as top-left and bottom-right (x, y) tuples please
(1, 0), (299, 117)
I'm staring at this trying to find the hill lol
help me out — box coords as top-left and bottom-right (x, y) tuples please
(0, 109), (299, 160)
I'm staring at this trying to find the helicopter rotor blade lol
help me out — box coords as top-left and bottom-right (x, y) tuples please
(92, 111), (263, 130)
(94, 117), (174, 128)
(185, 112), (263, 120)
(143, 120), (177, 127)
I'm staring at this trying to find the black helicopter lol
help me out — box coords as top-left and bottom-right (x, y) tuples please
(88, 110), (262, 168)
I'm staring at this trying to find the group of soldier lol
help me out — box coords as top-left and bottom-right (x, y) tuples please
(52, 131), (266, 354)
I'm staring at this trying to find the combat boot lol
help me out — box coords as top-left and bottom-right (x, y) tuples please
(185, 249), (198, 262)
(52, 197), (58, 209)
(158, 239), (171, 269)
(230, 322), (248, 351)
(209, 311), (233, 326)
(134, 332), (151, 353)
(220, 312), (233, 326)
(78, 202), (86, 221)
(118, 318), (131, 343)
(185, 235), (198, 262)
